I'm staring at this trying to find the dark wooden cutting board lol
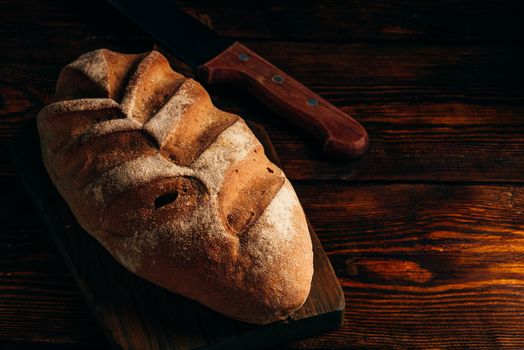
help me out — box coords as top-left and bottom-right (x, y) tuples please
(11, 120), (345, 350)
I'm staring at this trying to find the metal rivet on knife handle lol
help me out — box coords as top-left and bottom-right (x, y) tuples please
(272, 74), (284, 84)
(238, 53), (250, 61)
(307, 98), (319, 107)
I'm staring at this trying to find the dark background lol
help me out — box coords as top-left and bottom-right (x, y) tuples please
(1, 0), (524, 349)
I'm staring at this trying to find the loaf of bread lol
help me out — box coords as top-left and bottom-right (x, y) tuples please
(37, 49), (313, 324)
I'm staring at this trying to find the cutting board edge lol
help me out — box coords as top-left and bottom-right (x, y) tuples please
(10, 119), (346, 350)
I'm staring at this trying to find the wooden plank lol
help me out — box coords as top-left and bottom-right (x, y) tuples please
(3, 41), (522, 106)
(1, 0), (523, 44)
(242, 42), (524, 105)
(292, 182), (524, 349)
(3, 177), (524, 349)
(174, 0), (524, 44)
(0, 177), (106, 347)
(2, 41), (524, 182)
(10, 121), (344, 350)
(261, 102), (524, 182)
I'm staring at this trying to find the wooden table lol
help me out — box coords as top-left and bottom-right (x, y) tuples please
(1, 1), (523, 349)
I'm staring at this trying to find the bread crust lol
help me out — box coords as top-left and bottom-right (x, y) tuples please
(37, 49), (313, 324)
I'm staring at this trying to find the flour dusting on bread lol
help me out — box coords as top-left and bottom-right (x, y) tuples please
(143, 79), (198, 146)
(37, 49), (313, 325)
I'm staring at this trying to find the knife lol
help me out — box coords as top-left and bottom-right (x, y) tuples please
(107, 0), (369, 159)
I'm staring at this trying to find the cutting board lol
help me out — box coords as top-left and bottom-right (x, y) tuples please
(11, 120), (345, 350)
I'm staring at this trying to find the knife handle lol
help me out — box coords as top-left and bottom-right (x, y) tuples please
(197, 42), (368, 159)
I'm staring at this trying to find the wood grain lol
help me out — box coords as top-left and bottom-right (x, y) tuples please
(1, 0), (524, 348)
(293, 183), (524, 349)
(174, 0), (524, 44)
(0, 180), (106, 347)
(3, 0), (522, 44)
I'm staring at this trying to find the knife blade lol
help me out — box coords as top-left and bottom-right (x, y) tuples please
(107, 0), (369, 159)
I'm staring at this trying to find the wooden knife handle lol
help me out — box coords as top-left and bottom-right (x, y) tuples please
(198, 42), (369, 159)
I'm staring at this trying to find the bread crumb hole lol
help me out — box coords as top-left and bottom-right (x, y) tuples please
(154, 191), (179, 209)
(267, 167), (274, 173)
